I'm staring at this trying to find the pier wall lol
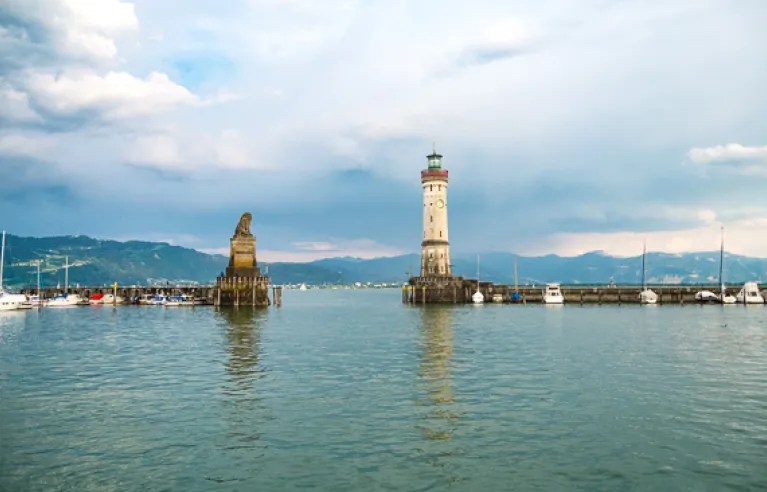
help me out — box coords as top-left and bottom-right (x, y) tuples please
(405, 278), (739, 304)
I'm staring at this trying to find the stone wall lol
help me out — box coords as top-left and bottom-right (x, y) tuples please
(215, 276), (271, 307)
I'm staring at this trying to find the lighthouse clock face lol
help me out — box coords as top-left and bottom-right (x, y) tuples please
(436, 199), (445, 209)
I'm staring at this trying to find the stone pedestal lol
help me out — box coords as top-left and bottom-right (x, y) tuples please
(226, 236), (261, 278)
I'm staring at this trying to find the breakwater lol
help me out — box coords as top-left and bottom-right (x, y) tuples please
(404, 279), (746, 304)
(19, 285), (283, 306)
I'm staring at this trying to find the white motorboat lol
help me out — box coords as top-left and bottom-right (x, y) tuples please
(29, 295), (45, 306)
(491, 293), (503, 303)
(0, 291), (30, 311)
(736, 282), (764, 304)
(135, 293), (154, 305)
(163, 294), (194, 307)
(101, 294), (124, 305)
(46, 293), (80, 308)
(472, 255), (484, 304)
(639, 241), (657, 304)
(147, 294), (167, 305)
(543, 283), (564, 304)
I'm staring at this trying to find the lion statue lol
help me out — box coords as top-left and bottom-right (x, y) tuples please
(234, 212), (253, 237)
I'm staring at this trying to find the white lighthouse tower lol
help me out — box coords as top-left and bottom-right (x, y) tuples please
(420, 144), (452, 277)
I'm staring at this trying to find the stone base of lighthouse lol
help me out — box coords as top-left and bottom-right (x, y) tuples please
(404, 276), (505, 304)
(405, 276), (468, 303)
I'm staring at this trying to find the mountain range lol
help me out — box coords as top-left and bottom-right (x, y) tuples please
(1, 234), (765, 288)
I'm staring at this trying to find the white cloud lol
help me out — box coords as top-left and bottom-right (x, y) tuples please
(125, 129), (262, 170)
(0, 85), (41, 123)
(25, 70), (199, 120)
(126, 134), (182, 167)
(0, 133), (59, 159)
(530, 219), (767, 258)
(4, 0), (139, 60)
(688, 143), (767, 164)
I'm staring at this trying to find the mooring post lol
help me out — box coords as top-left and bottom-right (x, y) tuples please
(453, 286), (457, 303)
(216, 286), (221, 306)
(422, 285), (426, 305)
(580, 289), (583, 305)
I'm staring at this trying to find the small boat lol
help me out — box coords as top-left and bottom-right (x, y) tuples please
(491, 293), (503, 303)
(163, 294), (194, 307)
(101, 294), (124, 305)
(639, 241), (657, 305)
(472, 255), (484, 304)
(695, 291), (719, 303)
(299, 283), (307, 291)
(46, 293), (81, 308)
(736, 282), (764, 304)
(147, 294), (167, 305)
(29, 295), (45, 306)
(543, 283), (564, 304)
(134, 293), (154, 305)
(89, 293), (105, 304)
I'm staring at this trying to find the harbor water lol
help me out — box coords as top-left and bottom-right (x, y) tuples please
(1, 290), (766, 491)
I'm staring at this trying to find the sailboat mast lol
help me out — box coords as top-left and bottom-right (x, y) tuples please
(477, 254), (480, 284)
(514, 254), (518, 291)
(0, 230), (5, 291)
(719, 226), (725, 296)
(641, 241), (647, 290)
(65, 256), (69, 293)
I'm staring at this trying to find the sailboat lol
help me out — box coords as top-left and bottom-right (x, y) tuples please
(0, 230), (31, 311)
(30, 260), (45, 307)
(472, 254), (484, 304)
(510, 254), (522, 303)
(45, 256), (82, 307)
(697, 227), (736, 304)
(639, 241), (658, 304)
(718, 228), (736, 304)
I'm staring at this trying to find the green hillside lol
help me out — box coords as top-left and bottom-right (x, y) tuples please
(2, 234), (766, 288)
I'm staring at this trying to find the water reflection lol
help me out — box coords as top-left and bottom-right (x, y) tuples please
(217, 307), (267, 448)
(417, 307), (458, 436)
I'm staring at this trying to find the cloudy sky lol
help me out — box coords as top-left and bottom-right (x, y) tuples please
(1, 0), (767, 261)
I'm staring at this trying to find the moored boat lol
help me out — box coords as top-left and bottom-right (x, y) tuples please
(472, 255), (484, 304)
(46, 293), (81, 308)
(163, 294), (194, 307)
(639, 241), (657, 305)
(543, 283), (564, 304)
(736, 282), (764, 304)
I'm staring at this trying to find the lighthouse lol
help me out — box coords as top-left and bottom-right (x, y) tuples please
(420, 145), (452, 277)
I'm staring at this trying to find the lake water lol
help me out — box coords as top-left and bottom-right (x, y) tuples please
(1, 289), (767, 491)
